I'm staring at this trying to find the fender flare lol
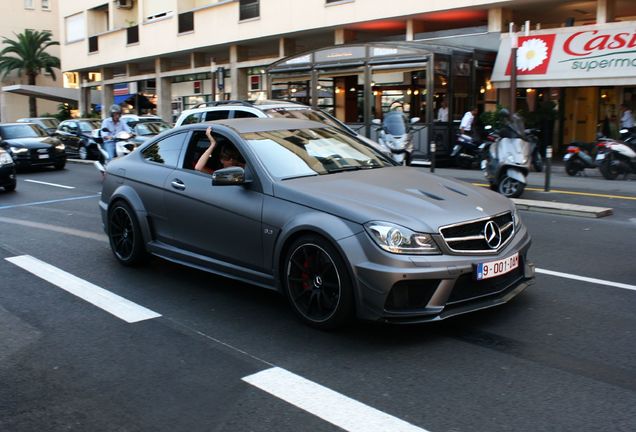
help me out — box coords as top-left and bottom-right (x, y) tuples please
(106, 185), (153, 244)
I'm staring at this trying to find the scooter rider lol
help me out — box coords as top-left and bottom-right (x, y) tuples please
(101, 104), (131, 160)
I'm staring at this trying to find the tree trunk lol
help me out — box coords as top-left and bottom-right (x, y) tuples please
(28, 72), (37, 117)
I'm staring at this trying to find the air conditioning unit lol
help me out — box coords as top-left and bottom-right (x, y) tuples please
(115, 0), (133, 9)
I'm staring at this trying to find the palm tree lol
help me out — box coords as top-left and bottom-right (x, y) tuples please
(0, 29), (60, 117)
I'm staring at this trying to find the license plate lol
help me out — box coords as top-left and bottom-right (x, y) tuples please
(38, 154), (50, 159)
(476, 252), (519, 280)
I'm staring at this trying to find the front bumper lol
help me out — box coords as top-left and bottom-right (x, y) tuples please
(338, 224), (534, 323)
(11, 149), (66, 169)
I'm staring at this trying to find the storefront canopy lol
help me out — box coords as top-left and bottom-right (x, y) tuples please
(492, 21), (636, 88)
(1, 84), (101, 105)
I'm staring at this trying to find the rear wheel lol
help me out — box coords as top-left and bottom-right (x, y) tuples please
(107, 201), (147, 266)
(498, 176), (525, 198)
(283, 235), (354, 330)
(565, 158), (582, 176)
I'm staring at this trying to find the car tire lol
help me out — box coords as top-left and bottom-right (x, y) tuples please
(283, 235), (354, 330)
(107, 201), (148, 266)
(54, 161), (66, 170)
(4, 182), (16, 192)
(79, 145), (88, 160)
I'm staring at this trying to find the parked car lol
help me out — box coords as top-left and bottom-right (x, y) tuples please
(100, 118), (534, 329)
(55, 118), (103, 160)
(0, 148), (17, 191)
(174, 100), (391, 157)
(0, 123), (66, 170)
(16, 117), (60, 135)
(121, 115), (172, 145)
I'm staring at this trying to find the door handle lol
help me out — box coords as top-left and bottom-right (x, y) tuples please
(171, 179), (186, 191)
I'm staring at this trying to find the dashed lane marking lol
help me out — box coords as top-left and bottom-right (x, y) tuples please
(0, 194), (100, 210)
(0, 216), (107, 242)
(243, 367), (429, 432)
(5, 255), (161, 323)
(537, 268), (636, 291)
(24, 179), (75, 189)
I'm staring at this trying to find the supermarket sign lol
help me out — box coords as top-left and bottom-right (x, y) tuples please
(492, 22), (636, 87)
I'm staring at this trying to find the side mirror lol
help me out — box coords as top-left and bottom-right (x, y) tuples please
(371, 119), (381, 125)
(410, 117), (420, 124)
(212, 166), (246, 186)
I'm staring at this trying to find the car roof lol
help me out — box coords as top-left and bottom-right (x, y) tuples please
(17, 117), (57, 121)
(185, 118), (329, 134)
(181, 100), (313, 115)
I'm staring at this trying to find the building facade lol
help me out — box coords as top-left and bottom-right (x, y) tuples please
(0, 0), (62, 122)
(59, 0), (636, 154)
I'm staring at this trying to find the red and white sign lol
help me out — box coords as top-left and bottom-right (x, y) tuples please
(492, 22), (636, 87)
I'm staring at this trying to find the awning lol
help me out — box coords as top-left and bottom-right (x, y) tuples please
(491, 21), (636, 88)
(1, 84), (101, 104)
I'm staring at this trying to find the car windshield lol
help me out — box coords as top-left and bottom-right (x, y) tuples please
(242, 127), (392, 179)
(135, 122), (171, 136)
(383, 112), (407, 135)
(0, 124), (47, 139)
(39, 119), (59, 128)
(263, 108), (354, 133)
(79, 120), (102, 132)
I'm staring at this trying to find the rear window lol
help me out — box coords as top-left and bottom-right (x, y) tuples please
(204, 110), (230, 121)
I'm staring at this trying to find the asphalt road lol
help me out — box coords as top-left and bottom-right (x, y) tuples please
(0, 162), (635, 432)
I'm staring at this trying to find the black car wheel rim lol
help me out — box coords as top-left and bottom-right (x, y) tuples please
(110, 207), (135, 261)
(287, 244), (341, 322)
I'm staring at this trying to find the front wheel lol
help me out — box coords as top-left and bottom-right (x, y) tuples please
(283, 235), (354, 330)
(54, 161), (66, 170)
(599, 155), (620, 180)
(107, 201), (148, 266)
(498, 176), (525, 198)
(79, 145), (88, 160)
(3, 182), (16, 192)
(532, 152), (544, 172)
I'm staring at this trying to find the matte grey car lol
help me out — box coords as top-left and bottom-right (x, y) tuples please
(100, 118), (534, 329)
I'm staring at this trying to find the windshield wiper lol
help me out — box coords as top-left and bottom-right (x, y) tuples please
(326, 165), (362, 173)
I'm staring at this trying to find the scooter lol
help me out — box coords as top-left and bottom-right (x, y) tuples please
(451, 132), (482, 169)
(481, 111), (532, 198)
(596, 128), (636, 180)
(372, 112), (420, 165)
(93, 129), (137, 174)
(525, 128), (544, 172)
(563, 139), (602, 176)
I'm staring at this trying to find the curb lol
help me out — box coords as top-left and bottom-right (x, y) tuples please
(67, 158), (95, 165)
(511, 198), (613, 218)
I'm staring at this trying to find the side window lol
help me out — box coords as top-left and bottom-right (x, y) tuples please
(182, 113), (201, 125)
(204, 110), (230, 121)
(233, 110), (258, 118)
(142, 132), (187, 167)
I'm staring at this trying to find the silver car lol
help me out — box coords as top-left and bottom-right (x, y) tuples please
(100, 118), (534, 329)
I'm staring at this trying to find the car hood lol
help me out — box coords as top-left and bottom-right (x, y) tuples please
(3, 137), (59, 149)
(273, 167), (513, 233)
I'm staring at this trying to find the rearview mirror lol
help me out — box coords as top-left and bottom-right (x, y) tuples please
(371, 119), (381, 125)
(212, 166), (246, 186)
(410, 117), (420, 124)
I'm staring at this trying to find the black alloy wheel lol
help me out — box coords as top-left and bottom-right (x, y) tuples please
(107, 201), (147, 266)
(284, 235), (353, 330)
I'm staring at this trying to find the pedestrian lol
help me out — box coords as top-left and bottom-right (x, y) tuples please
(459, 107), (478, 137)
(436, 100), (448, 122)
(619, 103), (634, 130)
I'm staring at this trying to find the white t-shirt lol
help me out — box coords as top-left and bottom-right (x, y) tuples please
(460, 111), (474, 132)
(620, 110), (634, 129)
(437, 106), (448, 122)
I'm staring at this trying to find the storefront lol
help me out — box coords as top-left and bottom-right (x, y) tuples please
(491, 21), (636, 151)
(267, 42), (495, 159)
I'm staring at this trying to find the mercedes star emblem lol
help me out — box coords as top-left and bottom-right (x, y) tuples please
(483, 220), (502, 249)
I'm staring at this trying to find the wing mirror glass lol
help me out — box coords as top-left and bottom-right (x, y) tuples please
(212, 166), (246, 186)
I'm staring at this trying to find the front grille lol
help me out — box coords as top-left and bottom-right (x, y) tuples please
(440, 212), (514, 253)
(447, 260), (524, 305)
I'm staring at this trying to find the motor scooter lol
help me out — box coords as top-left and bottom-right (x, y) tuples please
(595, 128), (636, 179)
(372, 112), (419, 165)
(451, 132), (482, 169)
(93, 129), (137, 174)
(481, 110), (532, 198)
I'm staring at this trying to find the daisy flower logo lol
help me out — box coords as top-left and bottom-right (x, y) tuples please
(517, 38), (548, 72)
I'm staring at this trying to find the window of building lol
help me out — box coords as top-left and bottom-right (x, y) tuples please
(239, 0), (259, 21)
(24, 0), (34, 9)
(178, 11), (194, 33)
(326, 0), (353, 4)
(41, 0), (50, 10)
(65, 13), (86, 43)
(144, 0), (173, 21)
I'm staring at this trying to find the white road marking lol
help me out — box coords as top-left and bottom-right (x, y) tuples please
(24, 179), (75, 189)
(242, 367), (429, 432)
(536, 268), (636, 292)
(5, 255), (161, 323)
(0, 216), (108, 242)
(0, 194), (100, 210)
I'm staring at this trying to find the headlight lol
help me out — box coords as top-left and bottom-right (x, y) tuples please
(10, 146), (28, 154)
(364, 221), (440, 255)
(513, 207), (521, 228)
(55, 143), (65, 150)
(0, 151), (13, 166)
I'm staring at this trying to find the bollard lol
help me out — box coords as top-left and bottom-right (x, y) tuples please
(544, 145), (552, 192)
(430, 141), (436, 173)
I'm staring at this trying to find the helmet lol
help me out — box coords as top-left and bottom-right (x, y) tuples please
(498, 108), (510, 119)
(109, 104), (122, 114)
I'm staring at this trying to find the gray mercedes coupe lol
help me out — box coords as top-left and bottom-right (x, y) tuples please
(100, 118), (534, 329)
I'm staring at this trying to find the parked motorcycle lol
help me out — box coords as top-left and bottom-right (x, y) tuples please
(372, 112), (419, 165)
(525, 128), (544, 172)
(563, 139), (603, 176)
(481, 110), (532, 198)
(451, 132), (482, 169)
(596, 129), (636, 180)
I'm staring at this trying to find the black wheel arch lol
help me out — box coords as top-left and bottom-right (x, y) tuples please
(106, 185), (153, 245)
